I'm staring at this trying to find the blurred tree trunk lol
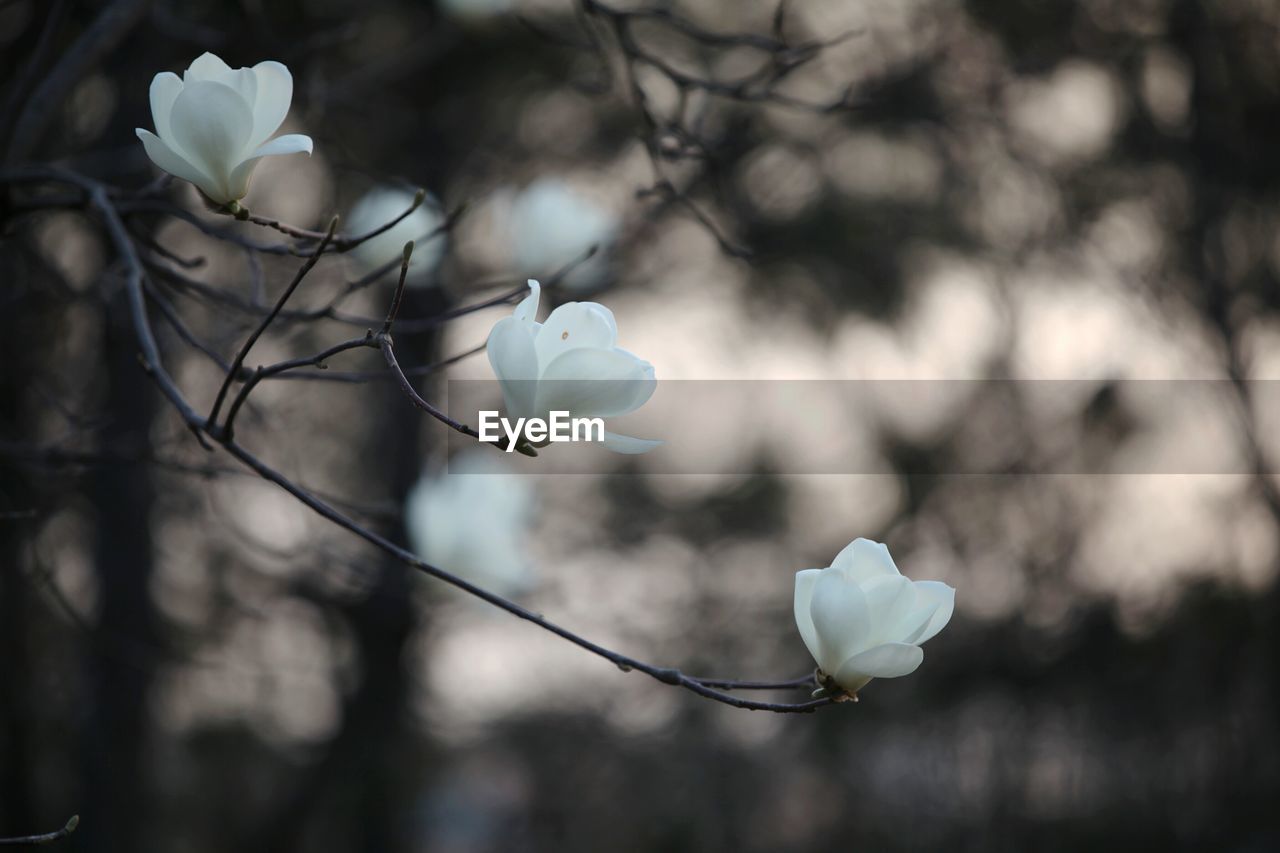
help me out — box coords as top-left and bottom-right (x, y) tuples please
(0, 244), (75, 841)
(254, 286), (444, 853)
(0, 321), (36, 842)
(1171, 0), (1280, 774)
(0, 538), (35, 839)
(81, 288), (159, 853)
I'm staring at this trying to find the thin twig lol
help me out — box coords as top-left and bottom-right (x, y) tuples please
(0, 815), (79, 846)
(222, 334), (375, 433)
(688, 674), (815, 691)
(376, 333), (482, 441)
(237, 188), (433, 254)
(206, 217), (339, 435)
(381, 241), (414, 335)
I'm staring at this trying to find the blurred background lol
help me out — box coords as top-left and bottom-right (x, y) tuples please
(3, 0), (1280, 850)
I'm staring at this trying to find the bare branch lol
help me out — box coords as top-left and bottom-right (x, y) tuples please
(205, 217), (339, 436)
(0, 815), (79, 846)
(2, 163), (840, 715)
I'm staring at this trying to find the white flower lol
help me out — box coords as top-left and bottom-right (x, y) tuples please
(136, 52), (312, 205)
(509, 178), (619, 292)
(347, 187), (447, 287)
(404, 451), (534, 596)
(486, 279), (660, 454)
(794, 538), (954, 695)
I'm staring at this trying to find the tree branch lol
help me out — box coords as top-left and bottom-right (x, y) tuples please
(205, 217), (338, 436)
(0, 815), (79, 846)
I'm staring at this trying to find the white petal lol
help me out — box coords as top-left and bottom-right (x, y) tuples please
(860, 574), (917, 645)
(246, 133), (312, 158)
(834, 642), (923, 688)
(168, 80), (255, 200)
(514, 280), (541, 325)
(486, 316), (539, 420)
(533, 301), (617, 367)
(184, 52), (232, 83)
(897, 598), (941, 646)
(600, 431), (663, 454)
(136, 129), (219, 201)
(831, 537), (901, 582)
(808, 567), (871, 675)
(906, 581), (954, 645)
(249, 60), (293, 147)
(793, 569), (823, 666)
(225, 134), (313, 201)
(148, 72), (183, 141)
(221, 66), (258, 111)
(535, 347), (655, 418)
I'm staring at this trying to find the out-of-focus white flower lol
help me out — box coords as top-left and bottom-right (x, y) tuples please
(136, 53), (312, 205)
(509, 178), (619, 291)
(794, 538), (954, 696)
(440, 0), (511, 21)
(346, 187), (447, 287)
(486, 279), (660, 454)
(405, 451), (534, 596)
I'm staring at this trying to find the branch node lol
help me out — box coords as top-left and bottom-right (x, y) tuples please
(654, 667), (682, 685)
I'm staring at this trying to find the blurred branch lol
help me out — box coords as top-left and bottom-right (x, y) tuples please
(0, 815), (79, 846)
(5, 0), (151, 164)
(556, 0), (862, 259)
(0, 0), (71, 151)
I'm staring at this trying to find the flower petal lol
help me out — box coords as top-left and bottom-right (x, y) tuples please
(222, 66), (258, 112)
(148, 72), (183, 142)
(808, 567), (871, 676)
(224, 134), (313, 201)
(533, 301), (618, 367)
(249, 60), (293, 147)
(514, 280), (541, 325)
(897, 598), (941, 646)
(860, 574), (918, 645)
(184, 52), (232, 84)
(136, 129), (218, 200)
(168, 80), (255, 201)
(535, 347), (655, 418)
(831, 538), (901, 582)
(600, 431), (662, 454)
(247, 133), (313, 158)
(793, 569), (823, 666)
(905, 580), (954, 645)
(834, 642), (923, 688)
(486, 316), (539, 420)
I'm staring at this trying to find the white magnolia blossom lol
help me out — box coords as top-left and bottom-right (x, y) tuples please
(346, 187), (447, 287)
(405, 451), (534, 596)
(509, 178), (619, 291)
(486, 280), (660, 454)
(136, 53), (312, 205)
(795, 538), (955, 695)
